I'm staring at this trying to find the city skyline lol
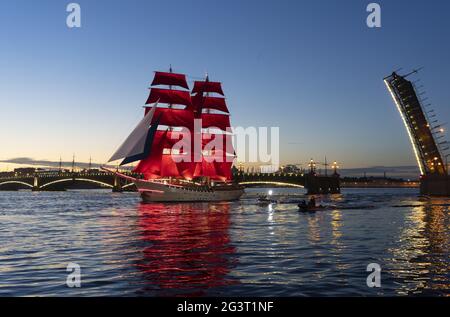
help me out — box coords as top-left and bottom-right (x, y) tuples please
(1, 0), (450, 174)
(0, 156), (421, 179)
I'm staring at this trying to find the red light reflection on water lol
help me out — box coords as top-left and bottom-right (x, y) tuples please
(136, 202), (238, 296)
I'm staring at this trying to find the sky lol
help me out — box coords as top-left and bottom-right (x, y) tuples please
(1, 0), (450, 175)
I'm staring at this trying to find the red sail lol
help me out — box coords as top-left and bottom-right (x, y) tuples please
(203, 97), (229, 113)
(133, 130), (189, 179)
(205, 150), (236, 163)
(201, 133), (235, 161)
(202, 113), (231, 131)
(193, 162), (202, 178)
(152, 130), (187, 148)
(133, 146), (163, 179)
(160, 155), (180, 177)
(134, 153), (189, 179)
(202, 160), (217, 177)
(192, 81), (224, 96)
(224, 134), (235, 157)
(146, 88), (192, 107)
(193, 159), (217, 178)
(176, 161), (194, 180)
(214, 162), (233, 181)
(145, 107), (194, 130)
(151, 72), (189, 90)
(134, 158), (160, 179)
(192, 95), (229, 113)
(193, 160), (232, 181)
(202, 133), (233, 146)
(135, 72), (236, 181)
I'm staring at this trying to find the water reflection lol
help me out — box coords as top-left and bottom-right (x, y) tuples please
(0, 189), (448, 296)
(307, 214), (321, 244)
(331, 209), (343, 244)
(388, 198), (450, 296)
(421, 200), (449, 295)
(135, 202), (237, 296)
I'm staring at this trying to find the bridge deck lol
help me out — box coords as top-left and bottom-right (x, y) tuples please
(0, 171), (340, 194)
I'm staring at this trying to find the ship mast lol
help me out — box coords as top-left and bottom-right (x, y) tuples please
(133, 68), (194, 180)
(191, 74), (235, 182)
(115, 69), (236, 183)
(168, 65), (173, 130)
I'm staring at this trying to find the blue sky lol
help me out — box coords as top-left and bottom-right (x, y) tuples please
(1, 0), (449, 173)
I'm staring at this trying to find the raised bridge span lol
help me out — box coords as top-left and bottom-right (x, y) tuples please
(384, 71), (450, 196)
(0, 170), (340, 195)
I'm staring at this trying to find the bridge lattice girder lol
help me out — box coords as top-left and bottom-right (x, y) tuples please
(384, 72), (446, 175)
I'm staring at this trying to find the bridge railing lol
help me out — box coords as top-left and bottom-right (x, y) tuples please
(0, 170), (140, 179)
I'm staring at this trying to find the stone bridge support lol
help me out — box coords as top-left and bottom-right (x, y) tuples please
(304, 173), (340, 195)
(32, 176), (39, 191)
(113, 174), (123, 192)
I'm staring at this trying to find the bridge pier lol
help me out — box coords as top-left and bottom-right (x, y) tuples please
(420, 174), (450, 196)
(305, 173), (340, 195)
(32, 176), (39, 191)
(113, 174), (123, 192)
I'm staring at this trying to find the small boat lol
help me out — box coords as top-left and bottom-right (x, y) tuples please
(298, 204), (325, 212)
(257, 195), (277, 205)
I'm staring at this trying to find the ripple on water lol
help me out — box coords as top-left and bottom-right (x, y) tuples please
(0, 188), (448, 296)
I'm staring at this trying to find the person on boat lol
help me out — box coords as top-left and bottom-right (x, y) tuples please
(299, 200), (307, 209)
(308, 196), (316, 208)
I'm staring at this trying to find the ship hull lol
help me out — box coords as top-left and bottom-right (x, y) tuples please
(134, 179), (245, 202)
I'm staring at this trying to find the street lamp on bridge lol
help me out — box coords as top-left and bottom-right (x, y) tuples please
(331, 161), (340, 176)
(308, 159), (316, 174)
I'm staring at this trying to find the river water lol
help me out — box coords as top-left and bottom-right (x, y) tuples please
(0, 188), (448, 296)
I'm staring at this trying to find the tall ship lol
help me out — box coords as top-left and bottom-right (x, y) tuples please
(106, 68), (244, 202)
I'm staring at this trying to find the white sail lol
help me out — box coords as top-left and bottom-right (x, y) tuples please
(108, 103), (157, 163)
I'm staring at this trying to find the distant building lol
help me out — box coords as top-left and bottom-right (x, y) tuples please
(280, 164), (301, 174)
(260, 165), (278, 173)
(13, 168), (36, 175)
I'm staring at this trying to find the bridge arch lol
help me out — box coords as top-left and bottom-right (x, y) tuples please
(0, 181), (34, 189)
(239, 181), (305, 188)
(39, 178), (114, 189)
